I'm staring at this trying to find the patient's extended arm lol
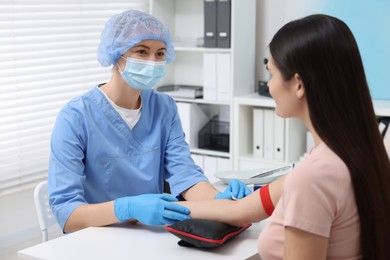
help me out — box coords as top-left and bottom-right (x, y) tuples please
(177, 175), (285, 227)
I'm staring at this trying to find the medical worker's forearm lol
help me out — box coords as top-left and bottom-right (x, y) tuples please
(63, 201), (118, 233)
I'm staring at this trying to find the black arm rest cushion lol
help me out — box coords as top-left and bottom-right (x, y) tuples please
(166, 218), (251, 249)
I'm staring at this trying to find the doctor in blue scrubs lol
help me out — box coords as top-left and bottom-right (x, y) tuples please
(48, 9), (251, 233)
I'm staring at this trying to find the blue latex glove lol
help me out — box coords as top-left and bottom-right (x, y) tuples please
(215, 179), (252, 200)
(114, 194), (191, 225)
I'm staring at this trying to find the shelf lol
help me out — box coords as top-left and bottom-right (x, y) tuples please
(238, 154), (287, 164)
(236, 94), (390, 117)
(190, 148), (230, 158)
(152, 0), (257, 173)
(234, 93), (276, 108)
(373, 99), (390, 117)
(174, 97), (231, 106)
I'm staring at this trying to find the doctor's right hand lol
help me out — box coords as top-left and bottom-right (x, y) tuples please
(114, 194), (191, 226)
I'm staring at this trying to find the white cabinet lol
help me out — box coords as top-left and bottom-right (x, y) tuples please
(233, 94), (390, 171)
(150, 0), (257, 176)
(233, 93), (307, 170)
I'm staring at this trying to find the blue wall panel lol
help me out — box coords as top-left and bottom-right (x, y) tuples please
(286, 0), (390, 100)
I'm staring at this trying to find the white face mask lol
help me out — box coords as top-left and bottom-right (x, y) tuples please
(118, 56), (166, 90)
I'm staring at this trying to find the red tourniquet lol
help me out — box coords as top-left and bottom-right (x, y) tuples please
(260, 184), (274, 216)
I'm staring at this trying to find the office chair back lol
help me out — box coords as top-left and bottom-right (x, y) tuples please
(34, 180), (59, 242)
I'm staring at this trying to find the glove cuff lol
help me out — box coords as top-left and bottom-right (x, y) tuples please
(214, 192), (228, 200)
(114, 197), (128, 222)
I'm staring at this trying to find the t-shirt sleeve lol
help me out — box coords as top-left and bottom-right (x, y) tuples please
(282, 156), (342, 237)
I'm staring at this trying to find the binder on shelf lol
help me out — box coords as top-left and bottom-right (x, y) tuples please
(273, 114), (285, 161)
(253, 108), (264, 157)
(203, 53), (231, 101)
(384, 127), (390, 159)
(216, 53), (231, 101)
(204, 0), (217, 48)
(203, 53), (217, 100)
(176, 102), (209, 148)
(216, 0), (231, 48)
(263, 109), (274, 159)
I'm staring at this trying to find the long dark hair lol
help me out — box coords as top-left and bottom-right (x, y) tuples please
(269, 14), (390, 259)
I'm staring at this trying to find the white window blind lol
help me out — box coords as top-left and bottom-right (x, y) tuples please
(0, 0), (149, 196)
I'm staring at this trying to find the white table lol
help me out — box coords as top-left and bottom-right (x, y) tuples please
(18, 221), (266, 260)
(18, 181), (265, 260)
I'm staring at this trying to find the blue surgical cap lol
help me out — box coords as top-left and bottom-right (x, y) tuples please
(97, 9), (175, 67)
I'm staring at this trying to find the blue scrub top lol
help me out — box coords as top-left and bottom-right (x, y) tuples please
(48, 86), (208, 230)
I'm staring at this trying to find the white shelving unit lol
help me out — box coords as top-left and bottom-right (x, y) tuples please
(150, 0), (390, 177)
(373, 99), (390, 117)
(150, 0), (257, 176)
(233, 93), (307, 170)
(233, 93), (390, 171)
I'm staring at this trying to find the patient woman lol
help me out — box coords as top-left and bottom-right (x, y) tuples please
(178, 14), (390, 260)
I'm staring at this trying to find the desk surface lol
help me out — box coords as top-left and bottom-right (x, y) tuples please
(18, 221), (266, 260)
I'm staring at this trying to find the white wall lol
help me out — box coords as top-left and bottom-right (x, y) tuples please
(0, 187), (41, 251)
(255, 0), (289, 84)
(255, 0), (390, 100)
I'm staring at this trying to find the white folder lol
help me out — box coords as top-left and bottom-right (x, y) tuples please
(216, 53), (231, 101)
(384, 129), (390, 159)
(273, 114), (285, 161)
(263, 109), (274, 159)
(253, 108), (264, 157)
(203, 53), (217, 100)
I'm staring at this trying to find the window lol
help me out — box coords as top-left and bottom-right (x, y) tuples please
(0, 0), (149, 196)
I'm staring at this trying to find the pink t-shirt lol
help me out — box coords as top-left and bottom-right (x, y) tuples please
(258, 142), (361, 259)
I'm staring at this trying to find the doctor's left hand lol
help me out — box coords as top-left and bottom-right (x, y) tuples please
(215, 179), (252, 200)
(114, 194), (191, 226)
